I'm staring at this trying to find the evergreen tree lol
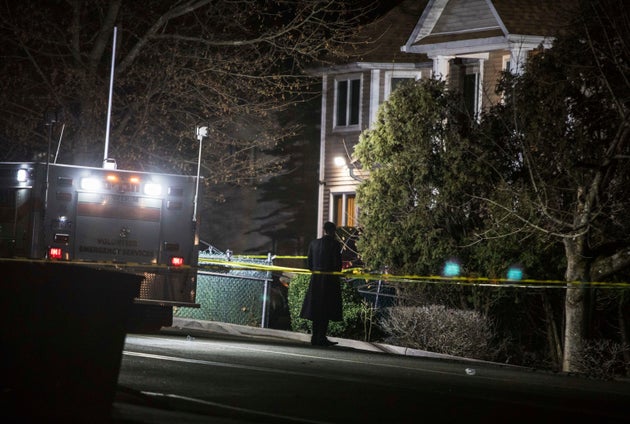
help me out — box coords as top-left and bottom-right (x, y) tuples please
(352, 74), (575, 369)
(354, 79), (560, 281)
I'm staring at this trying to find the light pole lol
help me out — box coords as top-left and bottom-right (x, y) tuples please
(103, 26), (117, 167)
(194, 126), (208, 222)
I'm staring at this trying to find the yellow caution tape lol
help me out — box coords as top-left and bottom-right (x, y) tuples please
(197, 257), (630, 289)
(0, 257), (193, 271)
(225, 255), (307, 259)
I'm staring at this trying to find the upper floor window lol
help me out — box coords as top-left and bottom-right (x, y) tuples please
(334, 76), (361, 129)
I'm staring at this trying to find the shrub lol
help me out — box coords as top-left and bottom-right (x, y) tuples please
(287, 273), (366, 339)
(573, 339), (629, 380)
(379, 304), (498, 360)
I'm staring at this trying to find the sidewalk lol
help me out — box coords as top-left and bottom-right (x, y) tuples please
(166, 317), (494, 365)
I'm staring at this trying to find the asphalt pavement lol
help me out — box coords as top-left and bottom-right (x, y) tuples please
(115, 318), (629, 423)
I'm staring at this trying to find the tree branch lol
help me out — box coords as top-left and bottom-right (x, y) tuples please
(117, 0), (213, 74)
(87, 0), (122, 73)
(590, 245), (630, 280)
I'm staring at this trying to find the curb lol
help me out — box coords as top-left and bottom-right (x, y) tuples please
(167, 318), (507, 366)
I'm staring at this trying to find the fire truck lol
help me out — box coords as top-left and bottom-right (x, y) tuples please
(0, 161), (201, 329)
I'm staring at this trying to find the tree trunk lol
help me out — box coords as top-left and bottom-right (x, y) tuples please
(562, 237), (589, 372)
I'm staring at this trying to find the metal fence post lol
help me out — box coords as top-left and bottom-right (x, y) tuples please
(261, 252), (273, 328)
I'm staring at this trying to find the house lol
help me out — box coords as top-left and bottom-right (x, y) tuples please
(312, 0), (576, 237)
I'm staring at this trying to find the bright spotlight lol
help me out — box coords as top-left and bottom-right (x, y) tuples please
(80, 177), (101, 191)
(144, 182), (162, 196)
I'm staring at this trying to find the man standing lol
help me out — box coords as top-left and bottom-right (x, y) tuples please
(300, 221), (343, 346)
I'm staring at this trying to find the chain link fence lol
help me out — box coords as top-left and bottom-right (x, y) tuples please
(174, 246), (273, 327)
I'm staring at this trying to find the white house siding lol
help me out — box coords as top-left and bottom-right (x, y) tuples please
(324, 70), (370, 186)
(318, 65), (431, 234)
(318, 69), (368, 234)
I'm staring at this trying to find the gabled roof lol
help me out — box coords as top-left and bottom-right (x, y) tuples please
(313, 0), (577, 73)
(318, 0), (430, 71)
(492, 0), (577, 35)
(403, 0), (577, 56)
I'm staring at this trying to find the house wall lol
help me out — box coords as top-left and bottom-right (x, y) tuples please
(319, 70), (367, 234)
(318, 52), (514, 234)
(447, 50), (509, 115)
(483, 50), (510, 108)
(319, 66), (432, 235)
(315, 0), (568, 238)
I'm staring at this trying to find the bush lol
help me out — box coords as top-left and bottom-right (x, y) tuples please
(379, 304), (499, 360)
(287, 273), (366, 339)
(573, 339), (630, 380)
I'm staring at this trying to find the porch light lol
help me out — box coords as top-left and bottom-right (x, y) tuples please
(334, 156), (346, 167)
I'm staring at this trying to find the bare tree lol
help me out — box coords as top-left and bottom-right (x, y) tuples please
(479, 0), (630, 372)
(0, 0), (375, 183)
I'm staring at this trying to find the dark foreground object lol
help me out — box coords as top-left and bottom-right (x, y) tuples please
(0, 260), (142, 422)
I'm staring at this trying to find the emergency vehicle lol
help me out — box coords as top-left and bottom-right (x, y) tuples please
(0, 161), (201, 329)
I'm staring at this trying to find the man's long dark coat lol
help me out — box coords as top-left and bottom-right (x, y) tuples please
(299, 234), (343, 322)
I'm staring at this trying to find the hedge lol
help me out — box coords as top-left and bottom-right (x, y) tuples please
(287, 273), (366, 340)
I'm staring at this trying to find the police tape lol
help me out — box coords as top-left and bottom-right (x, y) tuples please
(0, 257), (195, 270)
(197, 257), (630, 289)
(216, 255), (307, 260)
(3, 256), (626, 288)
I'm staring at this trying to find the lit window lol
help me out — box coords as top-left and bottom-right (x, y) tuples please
(333, 193), (357, 227)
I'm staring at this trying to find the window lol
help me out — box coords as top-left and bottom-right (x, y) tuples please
(332, 193), (356, 227)
(453, 57), (483, 119)
(335, 77), (361, 128)
(463, 72), (479, 118)
(384, 71), (422, 99)
(500, 55), (511, 103)
(502, 55), (511, 73)
(390, 77), (412, 92)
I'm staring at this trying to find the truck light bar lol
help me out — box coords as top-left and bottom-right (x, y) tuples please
(144, 182), (162, 196)
(80, 177), (101, 191)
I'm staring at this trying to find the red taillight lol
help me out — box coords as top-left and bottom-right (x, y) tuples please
(170, 256), (184, 266)
(49, 247), (63, 259)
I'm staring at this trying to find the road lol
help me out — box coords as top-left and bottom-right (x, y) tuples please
(114, 330), (630, 423)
